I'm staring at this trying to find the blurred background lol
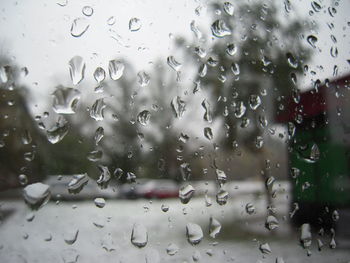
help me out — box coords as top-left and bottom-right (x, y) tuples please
(0, 0), (349, 262)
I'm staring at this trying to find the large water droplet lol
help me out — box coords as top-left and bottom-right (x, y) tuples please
(226, 43), (237, 56)
(179, 184), (195, 204)
(300, 223), (312, 248)
(286, 52), (298, 69)
(186, 223), (203, 245)
(171, 96), (186, 118)
(0, 66), (8, 83)
(131, 223), (148, 248)
(137, 110), (151, 126)
(215, 169), (227, 185)
(94, 197), (106, 208)
(167, 56), (182, 72)
(216, 188), (228, 205)
(249, 94), (261, 110)
(209, 217), (221, 238)
(69, 56), (85, 85)
(223, 2), (234, 16)
(246, 203), (255, 214)
(70, 18), (90, 37)
(310, 143), (320, 162)
(52, 86), (81, 114)
(82, 6), (93, 17)
(23, 183), (51, 209)
(311, 1), (322, 12)
(21, 130), (32, 145)
(166, 243), (179, 256)
(90, 98), (106, 121)
(265, 215), (279, 230)
(201, 99), (212, 123)
(211, 20), (231, 38)
(94, 127), (104, 145)
(68, 173), (89, 194)
(259, 243), (271, 254)
(307, 35), (318, 48)
(137, 71), (150, 87)
(46, 117), (69, 144)
(93, 67), (106, 83)
(87, 150), (103, 162)
(64, 229), (79, 245)
(96, 165), (111, 189)
(129, 18), (142, 31)
(18, 174), (28, 186)
(204, 127), (213, 140)
(234, 101), (246, 118)
(109, 60), (125, 80)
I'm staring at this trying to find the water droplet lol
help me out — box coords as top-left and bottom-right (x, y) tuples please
(328, 7), (337, 17)
(167, 56), (182, 72)
(231, 62), (240, 76)
(46, 117), (69, 144)
(215, 169), (227, 185)
(330, 46), (338, 58)
(255, 136), (264, 149)
(179, 133), (189, 143)
(64, 229), (79, 245)
(204, 127), (213, 140)
(259, 243), (271, 254)
(317, 238), (324, 251)
(209, 217), (221, 238)
(69, 56), (85, 85)
(307, 35), (318, 48)
(265, 215), (279, 230)
(190, 20), (203, 39)
(171, 96), (186, 118)
(0, 66), (8, 83)
(234, 101), (246, 118)
(332, 210), (339, 221)
(194, 46), (206, 58)
(180, 162), (191, 181)
(223, 2), (234, 15)
(286, 52), (298, 69)
(137, 71), (150, 87)
(113, 168), (124, 179)
(166, 243), (179, 256)
(94, 127), (104, 145)
(186, 223), (203, 245)
(21, 130), (32, 145)
(225, 44), (237, 59)
(126, 172), (137, 183)
(70, 18), (90, 37)
(90, 98), (106, 121)
(249, 94), (261, 110)
(107, 16), (116, 26)
(23, 183), (51, 209)
(93, 67), (106, 83)
(68, 173), (89, 194)
(246, 203), (255, 214)
(129, 18), (142, 31)
(311, 1), (322, 12)
(52, 86), (81, 114)
(108, 60), (125, 80)
(198, 63), (207, 77)
(97, 165), (111, 189)
(131, 223), (148, 248)
(94, 197), (106, 208)
(26, 212), (35, 222)
(192, 250), (201, 262)
(161, 204), (169, 212)
(300, 223), (312, 248)
(310, 143), (320, 162)
(211, 19), (231, 38)
(137, 110), (151, 126)
(82, 6), (93, 17)
(179, 184), (195, 204)
(201, 99), (212, 123)
(216, 188), (228, 205)
(87, 150), (103, 162)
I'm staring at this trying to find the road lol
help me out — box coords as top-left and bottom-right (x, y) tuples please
(0, 185), (349, 263)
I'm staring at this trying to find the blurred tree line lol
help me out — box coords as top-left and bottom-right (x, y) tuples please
(0, 0), (314, 191)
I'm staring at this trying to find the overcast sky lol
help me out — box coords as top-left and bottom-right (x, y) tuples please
(0, 0), (349, 114)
